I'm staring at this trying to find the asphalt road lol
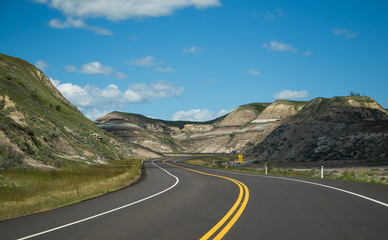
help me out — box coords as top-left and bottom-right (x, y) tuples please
(1, 157), (388, 240)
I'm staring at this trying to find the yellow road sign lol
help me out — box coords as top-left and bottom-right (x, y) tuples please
(238, 154), (243, 163)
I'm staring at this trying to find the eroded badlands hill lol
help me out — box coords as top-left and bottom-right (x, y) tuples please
(97, 96), (388, 166)
(96, 100), (307, 155)
(249, 96), (388, 166)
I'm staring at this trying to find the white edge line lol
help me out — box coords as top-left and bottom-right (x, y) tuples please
(18, 160), (179, 240)
(179, 163), (388, 208)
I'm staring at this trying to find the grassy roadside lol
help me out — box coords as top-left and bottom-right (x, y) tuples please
(185, 157), (388, 185)
(0, 158), (142, 221)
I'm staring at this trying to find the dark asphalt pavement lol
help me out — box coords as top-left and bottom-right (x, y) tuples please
(1, 157), (387, 240)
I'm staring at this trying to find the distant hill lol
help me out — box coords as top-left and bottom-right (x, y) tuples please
(97, 96), (388, 167)
(96, 101), (306, 155)
(0, 53), (132, 169)
(95, 111), (226, 157)
(248, 96), (388, 166)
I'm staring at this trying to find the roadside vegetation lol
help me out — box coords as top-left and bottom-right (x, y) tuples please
(185, 157), (388, 185)
(0, 158), (142, 221)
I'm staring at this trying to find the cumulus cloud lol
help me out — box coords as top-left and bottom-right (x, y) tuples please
(171, 109), (230, 121)
(35, 60), (49, 70)
(35, 0), (221, 21)
(273, 90), (308, 99)
(49, 77), (60, 87)
(50, 78), (184, 119)
(66, 61), (125, 77)
(36, 0), (220, 35)
(130, 82), (184, 100)
(49, 17), (112, 35)
(263, 41), (296, 53)
(115, 72), (127, 79)
(60, 81), (183, 106)
(85, 109), (110, 121)
(156, 66), (175, 73)
(332, 29), (357, 38)
(249, 69), (260, 75)
(183, 46), (203, 55)
(80, 61), (114, 75)
(127, 56), (159, 66)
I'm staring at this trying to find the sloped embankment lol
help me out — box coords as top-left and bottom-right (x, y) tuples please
(0, 53), (132, 169)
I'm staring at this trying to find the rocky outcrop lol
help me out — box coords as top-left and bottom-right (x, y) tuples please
(252, 100), (306, 123)
(216, 103), (268, 127)
(249, 96), (388, 166)
(96, 101), (305, 154)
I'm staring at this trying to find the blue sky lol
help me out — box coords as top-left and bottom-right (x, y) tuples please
(1, 0), (387, 121)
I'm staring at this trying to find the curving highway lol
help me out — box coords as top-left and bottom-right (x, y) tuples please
(1, 157), (388, 240)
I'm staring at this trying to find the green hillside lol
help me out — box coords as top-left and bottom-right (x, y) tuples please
(289, 96), (387, 124)
(236, 102), (270, 113)
(0, 53), (132, 169)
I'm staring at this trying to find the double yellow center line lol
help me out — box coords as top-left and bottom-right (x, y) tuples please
(163, 159), (249, 240)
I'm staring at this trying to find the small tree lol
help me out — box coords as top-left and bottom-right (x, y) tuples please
(350, 91), (360, 96)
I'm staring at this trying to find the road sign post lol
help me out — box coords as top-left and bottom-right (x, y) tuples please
(238, 154), (243, 163)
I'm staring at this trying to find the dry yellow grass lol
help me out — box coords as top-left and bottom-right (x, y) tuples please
(0, 158), (142, 220)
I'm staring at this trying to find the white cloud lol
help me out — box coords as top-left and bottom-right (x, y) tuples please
(66, 65), (77, 72)
(249, 69), (260, 75)
(80, 61), (114, 75)
(127, 56), (158, 66)
(85, 109), (110, 121)
(273, 90), (308, 99)
(263, 41), (297, 53)
(183, 46), (203, 55)
(115, 72), (127, 79)
(49, 17), (112, 35)
(32, 0), (48, 3)
(156, 66), (175, 73)
(130, 81), (184, 100)
(263, 8), (285, 20)
(49, 77), (60, 87)
(37, 0), (221, 21)
(57, 83), (92, 107)
(51, 79), (184, 119)
(35, 60), (49, 70)
(332, 29), (357, 38)
(171, 109), (230, 121)
(304, 51), (312, 56)
(67, 62), (125, 77)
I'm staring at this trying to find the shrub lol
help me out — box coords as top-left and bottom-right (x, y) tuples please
(0, 145), (24, 169)
(341, 170), (357, 180)
(264, 159), (273, 173)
